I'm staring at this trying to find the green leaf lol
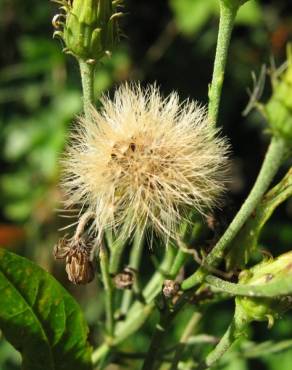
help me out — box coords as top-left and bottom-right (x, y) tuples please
(0, 248), (93, 370)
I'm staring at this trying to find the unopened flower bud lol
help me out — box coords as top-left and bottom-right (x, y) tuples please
(54, 235), (95, 284)
(53, 0), (121, 61)
(236, 252), (292, 327)
(264, 45), (292, 143)
(113, 267), (136, 289)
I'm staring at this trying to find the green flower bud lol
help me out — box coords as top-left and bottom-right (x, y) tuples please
(236, 252), (292, 327)
(52, 0), (121, 61)
(265, 45), (292, 143)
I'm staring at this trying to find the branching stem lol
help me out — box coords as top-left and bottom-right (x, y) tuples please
(181, 136), (287, 290)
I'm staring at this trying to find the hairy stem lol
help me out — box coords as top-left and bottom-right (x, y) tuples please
(182, 136), (287, 290)
(208, 1), (239, 125)
(100, 243), (114, 338)
(206, 274), (292, 297)
(201, 310), (247, 369)
(79, 59), (95, 119)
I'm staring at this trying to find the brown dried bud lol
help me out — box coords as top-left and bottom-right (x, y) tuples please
(113, 267), (136, 290)
(54, 236), (95, 285)
(163, 279), (180, 298)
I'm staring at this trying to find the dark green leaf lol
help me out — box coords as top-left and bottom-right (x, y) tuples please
(0, 248), (93, 370)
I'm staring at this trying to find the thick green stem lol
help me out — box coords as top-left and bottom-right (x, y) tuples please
(79, 59), (95, 119)
(208, 1), (238, 125)
(121, 231), (145, 314)
(182, 137), (287, 290)
(100, 243), (114, 337)
(109, 239), (127, 275)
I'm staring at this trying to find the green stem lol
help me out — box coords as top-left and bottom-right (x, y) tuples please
(181, 137), (287, 290)
(109, 239), (127, 275)
(79, 58), (95, 119)
(141, 243), (177, 304)
(100, 243), (114, 337)
(206, 274), (292, 297)
(92, 245), (177, 366)
(201, 311), (247, 369)
(208, 1), (238, 125)
(121, 231), (145, 314)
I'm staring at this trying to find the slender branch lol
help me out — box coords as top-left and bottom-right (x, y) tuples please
(208, 1), (239, 125)
(99, 243), (114, 338)
(200, 309), (247, 369)
(79, 59), (95, 119)
(206, 274), (292, 297)
(181, 136), (287, 290)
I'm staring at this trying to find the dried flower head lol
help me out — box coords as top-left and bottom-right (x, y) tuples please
(163, 279), (180, 298)
(62, 83), (229, 240)
(54, 235), (95, 284)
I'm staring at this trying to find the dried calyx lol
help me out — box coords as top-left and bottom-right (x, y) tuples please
(54, 235), (95, 284)
(113, 267), (136, 290)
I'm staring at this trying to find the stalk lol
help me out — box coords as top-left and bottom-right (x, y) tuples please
(121, 230), (145, 314)
(200, 309), (247, 369)
(99, 243), (115, 337)
(182, 137), (287, 290)
(79, 59), (95, 119)
(109, 239), (127, 275)
(208, 1), (239, 125)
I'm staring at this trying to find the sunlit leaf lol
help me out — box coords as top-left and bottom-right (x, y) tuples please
(0, 248), (93, 370)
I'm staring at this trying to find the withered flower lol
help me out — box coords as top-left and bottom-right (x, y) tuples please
(54, 235), (95, 284)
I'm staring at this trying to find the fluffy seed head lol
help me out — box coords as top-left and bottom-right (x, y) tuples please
(62, 83), (230, 240)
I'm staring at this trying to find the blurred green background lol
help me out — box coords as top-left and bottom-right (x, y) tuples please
(0, 0), (292, 369)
